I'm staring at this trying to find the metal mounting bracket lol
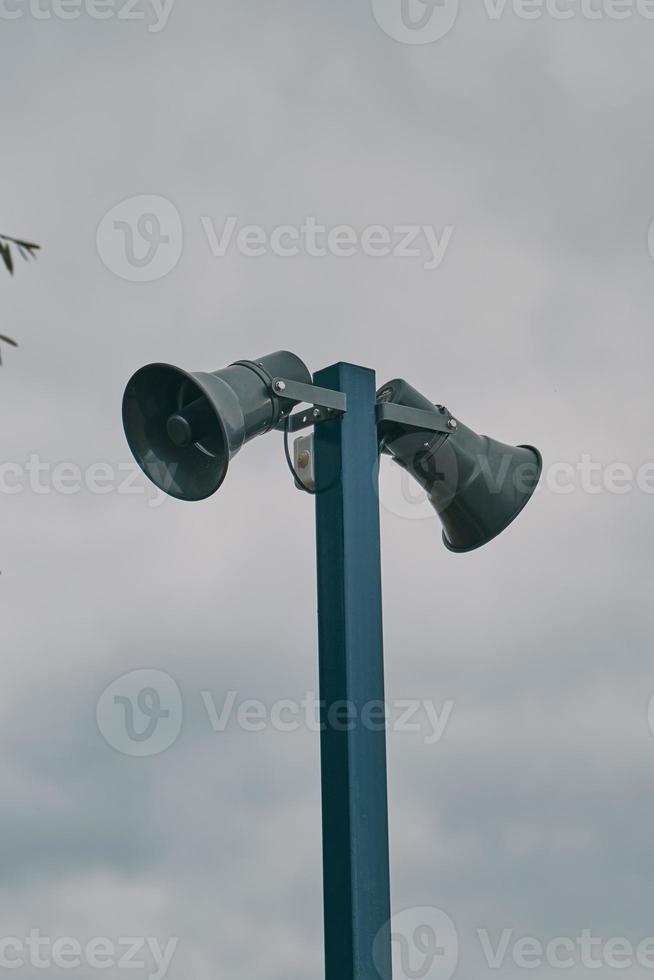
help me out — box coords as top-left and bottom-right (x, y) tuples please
(376, 402), (457, 434)
(272, 378), (347, 433)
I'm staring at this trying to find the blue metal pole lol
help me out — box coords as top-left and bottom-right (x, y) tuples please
(313, 362), (392, 980)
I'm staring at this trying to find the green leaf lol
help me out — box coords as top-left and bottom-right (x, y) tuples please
(0, 242), (14, 274)
(0, 334), (18, 367)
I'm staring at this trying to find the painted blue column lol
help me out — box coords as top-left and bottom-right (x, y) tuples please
(313, 362), (392, 980)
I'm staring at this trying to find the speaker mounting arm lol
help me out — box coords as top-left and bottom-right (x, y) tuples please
(376, 401), (457, 434)
(272, 378), (347, 433)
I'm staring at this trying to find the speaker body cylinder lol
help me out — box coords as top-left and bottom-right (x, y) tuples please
(208, 349), (310, 446)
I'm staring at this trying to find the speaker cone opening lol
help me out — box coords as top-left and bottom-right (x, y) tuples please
(441, 445), (543, 553)
(122, 364), (230, 501)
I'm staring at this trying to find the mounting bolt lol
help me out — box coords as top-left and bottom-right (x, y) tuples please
(274, 380), (286, 393)
(312, 408), (321, 418)
(297, 450), (311, 469)
(448, 418), (458, 430)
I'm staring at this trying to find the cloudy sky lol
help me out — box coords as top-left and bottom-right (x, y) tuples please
(2, 1), (654, 978)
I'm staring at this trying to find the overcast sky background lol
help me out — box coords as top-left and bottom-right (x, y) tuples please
(2, 2), (654, 978)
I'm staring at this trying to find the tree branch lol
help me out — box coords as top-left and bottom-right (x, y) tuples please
(0, 233), (41, 275)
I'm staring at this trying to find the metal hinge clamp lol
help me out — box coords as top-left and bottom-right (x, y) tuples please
(272, 378), (347, 433)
